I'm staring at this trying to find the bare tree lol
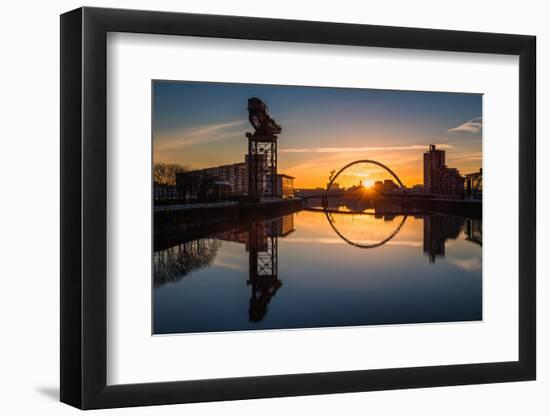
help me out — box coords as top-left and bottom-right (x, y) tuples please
(153, 163), (188, 186)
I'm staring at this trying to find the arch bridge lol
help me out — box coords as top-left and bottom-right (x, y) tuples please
(326, 159), (404, 196)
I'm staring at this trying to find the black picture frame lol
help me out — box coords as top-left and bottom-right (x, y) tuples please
(60, 6), (536, 410)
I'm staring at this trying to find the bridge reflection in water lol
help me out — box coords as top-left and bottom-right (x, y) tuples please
(153, 198), (482, 334)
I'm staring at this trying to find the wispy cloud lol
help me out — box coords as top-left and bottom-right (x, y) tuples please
(451, 257), (482, 272)
(212, 260), (247, 272)
(448, 152), (482, 162)
(280, 144), (454, 153)
(447, 117), (482, 134)
(155, 120), (246, 151)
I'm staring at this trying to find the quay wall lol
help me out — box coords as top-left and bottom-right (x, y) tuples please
(154, 198), (303, 251)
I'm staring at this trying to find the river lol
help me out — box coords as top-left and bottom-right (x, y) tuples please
(153, 202), (482, 334)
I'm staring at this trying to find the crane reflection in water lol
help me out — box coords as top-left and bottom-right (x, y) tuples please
(153, 198), (482, 334)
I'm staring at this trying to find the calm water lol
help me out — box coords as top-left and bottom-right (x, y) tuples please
(154, 203), (482, 334)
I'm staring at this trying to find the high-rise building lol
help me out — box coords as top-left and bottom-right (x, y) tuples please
(423, 144), (464, 197)
(176, 154), (293, 200)
(176, 158), (248, 200)
(424, 144), (445, 192)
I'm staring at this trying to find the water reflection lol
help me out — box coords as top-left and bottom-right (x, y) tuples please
(423, 215), (463, 264)
(154, 203), (482, 334)
(245, 220), (282, 322)
(323, 211), (408, 249)
(154, 239), (221, 288)
(218, 217), (292, 322)
(465, 218), (482, 246)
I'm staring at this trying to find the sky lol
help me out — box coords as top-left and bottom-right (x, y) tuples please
(153, 81), (482, 188)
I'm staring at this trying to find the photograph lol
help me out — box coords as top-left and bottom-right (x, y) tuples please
(51, 3), (540, 411)
(152, 81), (483, 335)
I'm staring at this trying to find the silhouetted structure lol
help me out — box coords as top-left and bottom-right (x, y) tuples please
(175, 171), (231, 203)
(187, 161), (248, 195)
(174, 157), (295, 202)
(158, 98), (286, 204)
(246, 97), (282, 199)
(154, 183), (179, 202)
(423, 144), (465, 197)
(465, 169), (483, 200)
(323, 159), (404, 207)
(370, 179), (403, 193)
(267, 173), (295, 198)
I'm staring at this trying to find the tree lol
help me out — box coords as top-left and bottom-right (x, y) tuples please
(153, 163), (188, 186)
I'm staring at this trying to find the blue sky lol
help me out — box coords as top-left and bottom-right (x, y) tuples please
(153, 80), (482, 187)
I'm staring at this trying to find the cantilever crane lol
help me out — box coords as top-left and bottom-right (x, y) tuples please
(247, 97), (282, 140)
(246, 98), (282, 199)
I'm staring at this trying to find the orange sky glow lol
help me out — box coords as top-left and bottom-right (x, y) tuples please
(153, 81), (482, 189)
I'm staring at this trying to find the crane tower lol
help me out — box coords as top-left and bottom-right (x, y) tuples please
(246, 97), (282, 199)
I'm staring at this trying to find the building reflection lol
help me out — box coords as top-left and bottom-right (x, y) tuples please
(309, 195), (424, 217)
(153, 214), (295, 322)
(246, 220), (281, 322)
(465, 218), (482, 246)
(153, 238), (221, 288)
(422, 216), (483, 264)
(153, 210), (482, 323)
(245, 215), (294, 321)
(323, 210), (408, 249)
(423, 215), (463, 263)
(312, 197), (482, 263)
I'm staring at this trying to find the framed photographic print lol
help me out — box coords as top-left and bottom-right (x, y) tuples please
(60, 7), (536, 409)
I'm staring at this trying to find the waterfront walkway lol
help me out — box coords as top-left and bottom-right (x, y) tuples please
(154, 201), (237, 212)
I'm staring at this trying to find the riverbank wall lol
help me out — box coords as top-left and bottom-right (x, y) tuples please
(154, 198), (303, 250)
(404, 197), (482, 220)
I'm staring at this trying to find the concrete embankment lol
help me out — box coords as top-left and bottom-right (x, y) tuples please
(154, 198), (304, 251)
(405, 197), (482, 220)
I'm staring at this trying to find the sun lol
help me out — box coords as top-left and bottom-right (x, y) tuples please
(361, 179), (374, 188)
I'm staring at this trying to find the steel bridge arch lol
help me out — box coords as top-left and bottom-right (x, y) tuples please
(323, 210), (408, 249)
(326, 159), (404, 193)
